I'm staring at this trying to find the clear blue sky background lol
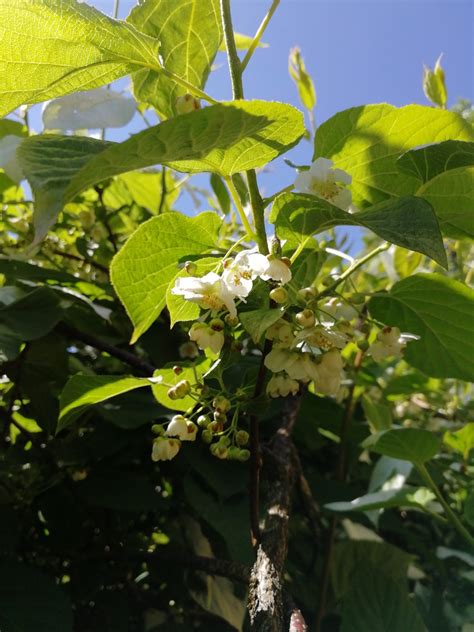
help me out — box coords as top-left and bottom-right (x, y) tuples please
(26, 0), (474, 248)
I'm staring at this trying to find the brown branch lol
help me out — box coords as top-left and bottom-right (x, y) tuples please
(248, 395), (303, 631)
(57, 323), (156, 376)
(50, 249), (109, 274)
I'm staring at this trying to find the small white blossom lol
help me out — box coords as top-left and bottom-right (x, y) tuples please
(267, 374), (300, 398)
(319, 298), (358, 322)
(294, 157), (352, 211)
(261, 256), (292, 285)
(265, 348), (319, 383)
(293, 325), (348, 351)
(0, 135), (23, 182)
(222, 248), (268, 299)
(152, 437), (181, 461)
(165, 415), (197, 441)
(189, 322), (225, 354)
(369, 326), (405, 362)
(313, 349), (344, 396)
(265, 320), (294, 346)
(172, 272), (237, 318)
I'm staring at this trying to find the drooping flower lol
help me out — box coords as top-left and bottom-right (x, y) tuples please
(294, 157), (352, 211)
(172, 272), (237, 318)
(152, 437), (181, 461)
(267, 374), (300, 398)
(189, 322), (225, 354)
(165, 415), (197, 441)
(319, 298), (358, 322)
(261, 256), (292, 285)
(265, 320), (294, 347)
(368, 326), (405, 362)
(222, 248), (268, 299)
(312, 349), (344, 396)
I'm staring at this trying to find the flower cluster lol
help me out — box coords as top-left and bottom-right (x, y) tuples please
(368, 326), (405, 362)
(151, 414), (197, 462)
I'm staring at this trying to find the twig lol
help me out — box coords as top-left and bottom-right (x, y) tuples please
(57, 323), (156, 376)
(50, 248), (109, 274)
(158, 166), (167, 215)
(241, 0), (281, 72)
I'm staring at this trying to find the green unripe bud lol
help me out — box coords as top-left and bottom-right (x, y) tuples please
(218, 435), (231, 448)
(225, 314), (239, 327)
(209, 421), (223, 433)
(295, 309), (315, 328)
(297, 287), (316, 301)
(237, 449), (251, 462)
(174, 379), (191, 398)
(269, 287), (288, 304)
(360, 323), (371, 335)
(357, 339), (370, 352)
(184, 261), (197, 275)
(201, 429), (213, 444)
(176, 94), (201, 115)
(151, 424), (164, 436)
(211, 444), (228, 460)
(350, 292), (366, 305)
(197, 414), (211, 428)
(235, 430), (249, 446)
(209, 318), (225, 332)
(227, 446), (241, 460)
(213, 411), (227, 424)
(212, 395), (231, 414)
(270, 236), (282, 257)
(321, 277), (334, 287)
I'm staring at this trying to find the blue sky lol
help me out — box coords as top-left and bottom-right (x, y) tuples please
(25, 0), (474, 248)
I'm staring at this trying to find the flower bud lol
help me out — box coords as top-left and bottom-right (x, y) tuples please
(167, 386), (179, 400)
(151, 424), (164, 435)
(210, 443), (228, 460)
(197, 414), (211, 428)
(184, 261), (197, 275)
(295, 309), (315, 328)
(357, 339), (370, 352)
(350, 292), (366, 305)
(270, 236), (282, 256)
(235, 430), (249, 446)
(209, 420), (224, 433)
(224, 314), (239, 327)
(174, 379), (191, 398)
(213, 411), (227, 424)
(237, 449), (251, 462)
(172, 365), (183, 375)
(217, 435), (231, 448)
(176, 93), (201, 115)
(209, 318), (225, 332)
(297, 287), (316, 302)
(212, 395), (231, 414)
(227, 446), (241, 460)
(269, 287), (288, 304)
(201, 429), (213, 443)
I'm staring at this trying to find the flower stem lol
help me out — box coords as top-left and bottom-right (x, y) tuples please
(416, 462), (474, 547)
(224, 176), (255, 239)
(241, 0), (281, 72)
(319, 242), (390, 298)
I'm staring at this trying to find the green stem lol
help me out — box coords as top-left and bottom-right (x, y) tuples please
(224, 177), (255, 239)
(112, 0), (120, 19)
(247, 170), (269, 255)
(320, 242), (389, 298)
(160, 67), (219, 105)
(416, 463), (474, 547)
(241, 0), (281, 72)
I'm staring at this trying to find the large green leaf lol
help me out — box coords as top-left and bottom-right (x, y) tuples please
(369, 273), (474, 380)
(416, 167), (474, 239)
(111, 212), (221, 342)
(340, 565), (425, 632)
(0, 561), (73, 632)
(270, 193), (447, 267)
(128, 0), (222, 118)
(0, 287), (60, 340)
(396, 140), (474, 183)
(364, 428), (440, 464)
(17, 135), (111, 243)
(58, 375), (153, 432)
(314, 104), (474, 207)
(0, 0), (162, 118)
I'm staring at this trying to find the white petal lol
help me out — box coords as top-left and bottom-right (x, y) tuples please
(332, 168), (352, 185)
(309, 157), (333, 179)
(294, 171), (312, 193)
(0, 135), (24, 182)
(42, 88), (136, 131)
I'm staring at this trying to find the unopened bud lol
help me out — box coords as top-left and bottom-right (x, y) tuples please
(209, 318), (225, 332)
(209, 420), (224, 433)
(167, 387), (179, 400)
(176, 93), (201, 115)
(201, 429), (213, 444)
(212, 395), (231, 414)
(218, 435), (231, 448)
(270, 287), (288, 304)
(184, 261), (197, 275)
(236, 430), (249, 446)
(213, 411), (227, 424)
(174, 380), (191, 398)
(197, 414), (211, 428)
(237, 449), (251, 462)
(227, 446), (241, 460)
(210, 443), (228, 459)
(173, 365), (183, 375)
(350, 292), (366, 305)
(270, 236), (282, 256)
(151, 424), (164, 435)
(297, 287), (316, 302)
(357, 339), (370, 352)
(225, 314), (239, 327)
(295, 309), (315, 328)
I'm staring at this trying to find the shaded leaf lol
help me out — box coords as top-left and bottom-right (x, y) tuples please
(364, 428), (440, 464)
(396, 140), (474, 183)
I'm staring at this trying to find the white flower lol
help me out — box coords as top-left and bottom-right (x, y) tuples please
(294, 157), (352, 211)
(369, 326), (405, 362)
(293, 325), (348, 351)
(42, 88), (136, 131)
(319, 298), (358, 322)
(264, 348), (297, 374)
(312, 349), (344, 396)
(265, 320), (294, 346)
(152, 437), (181, 461)
(172, 272), (237, 318)
(267, 374), (300, 398)
(189, 322), (225, 354)
(261, 256), (292, 285)
(165, 415), (197, 441)
(0, 135), (23, 182)
(222, 248), (268, 299)
(265, 348), (318, 383)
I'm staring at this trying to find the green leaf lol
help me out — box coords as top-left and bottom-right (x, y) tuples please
(369, 273), (474, 380)
(361, 394), (392, 432)
(340, 564), (425, 632)
(111, 212), (221, 342)
(423, 55), (447, 109)
(166, 257), (219, 327)
(314, 104), (474, 207)
(65, 100), (305, 200)
(58, 375), (153, 432)
(289, 47), (316, 112)
(0, 287), (60, 340)
(396, 140), (474, 183)
(331, 541), (412, 600)
(239, 308), (284, 344)
(128, 0), (222, 118)
(0, 0), (162, 118)
(0, 258), (79, 285)
(210, 173), (231, 215)
(443, 423), (474, 460)
(271, 193), (447, 267)
(17, 134), (110, 243)
(364, 428), (440, 464)
(464, 493), (474, 528)
(416, 167), (474, 239)
(0, 561), (73, 632)
(151, 360), (209, 412)
(325, 487), (435, 513)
